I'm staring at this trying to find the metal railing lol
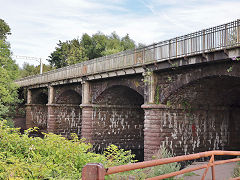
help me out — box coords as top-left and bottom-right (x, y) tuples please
(16, 20), (240, 87)
(82, 150), (240, 180)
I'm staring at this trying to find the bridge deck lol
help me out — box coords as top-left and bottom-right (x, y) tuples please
(16, 20), (240, 87)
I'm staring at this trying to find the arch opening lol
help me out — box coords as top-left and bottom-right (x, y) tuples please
(93, 85), (144, 161)
(54, 89), (82, 138)
(164, 75), (240, 154)
(56, 90), (82, 105)
(29, 88), (48, 131)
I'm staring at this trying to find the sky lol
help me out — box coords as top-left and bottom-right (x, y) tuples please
(0, 0), (239, 67)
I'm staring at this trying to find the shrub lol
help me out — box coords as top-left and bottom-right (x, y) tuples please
(0, 121), (136, 179)
(106, 146), (181, 180)
(233, 162), (240, 178)
(147, 146), (181, 179)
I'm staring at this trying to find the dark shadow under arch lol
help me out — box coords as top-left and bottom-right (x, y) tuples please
(56, 90), (82, 104)
(94, 85), (144, 105)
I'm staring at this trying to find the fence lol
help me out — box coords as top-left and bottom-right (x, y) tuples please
(16, 20), (240, 87)
(82, 150), (240, 180)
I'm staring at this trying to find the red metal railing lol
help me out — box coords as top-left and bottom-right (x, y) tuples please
(82, 150), (240, 180)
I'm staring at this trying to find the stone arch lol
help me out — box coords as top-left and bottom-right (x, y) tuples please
(155, 62), (240, 154)
(52, 89), (82, 138)
(56, 89), (82, 104)
(91, 85), (144, 161)
(91, 76), (144, 104)
(161, 62), (240, 104)
(94, 85), (144, 105)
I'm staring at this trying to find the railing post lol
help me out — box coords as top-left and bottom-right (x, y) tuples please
(211, 155), (215, 180)
(82, 163), (106, 180)
(169, 40), (171, 58)
(201, 154), (214, 180)
(225, 24), (228, 47)
(237, 19), (240, 43)
(202, 30), (205, 52)
(143, 47), (145, 63)
(153, 43), (156, 61)
(175, 37), (178, 57)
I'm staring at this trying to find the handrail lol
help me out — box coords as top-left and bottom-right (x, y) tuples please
(16, 19), (240, 87)
(82, 150), (240, 180)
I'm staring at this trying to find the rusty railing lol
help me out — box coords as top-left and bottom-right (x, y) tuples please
(16, 20), (240, 87)
(82, 150), (240, 180)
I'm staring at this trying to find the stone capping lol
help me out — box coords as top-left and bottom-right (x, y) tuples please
(80, 104), (142, 109)
(25, 104), (46, 106)
(46, 104), (80, 107)
(141, 104), (169, 109)
(141, 104), (232, 111)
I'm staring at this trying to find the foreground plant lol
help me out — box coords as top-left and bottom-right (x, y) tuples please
(0, 121), (136, 179)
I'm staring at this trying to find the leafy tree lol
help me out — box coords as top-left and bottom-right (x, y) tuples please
(48, 32), (136, 68)
(0, 19), (19, 121)
(48, 39), (88, 68)
(0, 19), (11, 40)
(19, 63), (38, 77)
(19, 62), (53, 78)
(121, 34), (136, 50)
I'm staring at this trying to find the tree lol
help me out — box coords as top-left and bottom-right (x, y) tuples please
(48, 32), (136, 68)
(19, 63), (38, 77)
(0, 19), (11, 40)
(0, 19), (19, 120)
(121, 34), (135, 50)
(48, 39), (88, 68)
(19, 62), (53, 78)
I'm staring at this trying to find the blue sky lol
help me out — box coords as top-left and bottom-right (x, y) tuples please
(0, 0), (239, 66)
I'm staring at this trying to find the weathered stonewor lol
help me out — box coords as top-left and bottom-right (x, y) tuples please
(142, 104), (230, 161)
(91, 104), (144, 160)
(47, 104), (81, 138)
(80, 104), (95, 144)
(228, 107), (240, 150)
(26, 104), (47, 131)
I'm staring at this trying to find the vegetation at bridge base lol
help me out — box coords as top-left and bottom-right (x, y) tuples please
(0, 120), (183, 179)
(105, 146), (181, 180)
(233, 162), (240, 178)
(0, 19), (20, 125)
(0, 121), (138, 179)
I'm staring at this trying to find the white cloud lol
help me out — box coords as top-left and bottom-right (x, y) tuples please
(0, 0), (239, 67)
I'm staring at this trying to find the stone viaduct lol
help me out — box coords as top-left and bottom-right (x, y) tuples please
(16, 20), (240, 161)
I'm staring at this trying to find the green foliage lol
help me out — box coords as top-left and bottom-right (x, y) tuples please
(104, 145), (146, 180)
(49, 39), (88, 68)
(0, 19), (11, 41)
(19, 62), (53, 78)
(104, 144), (137, 167)
(48, 32), (136, 68)
(0, 19), (20, 121)
(148, 146), (181, 179)
(227, 66), (233, 72)
(233, 162), (240, 178)
(0, 122), (137, 179)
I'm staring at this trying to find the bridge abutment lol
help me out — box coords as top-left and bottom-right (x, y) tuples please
(142, 104), (232, 160)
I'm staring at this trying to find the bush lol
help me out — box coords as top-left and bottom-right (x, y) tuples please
(0, 121), (136, 179)
(106, 146), (181, 180)
(233, 162), (240, 178)
(147, 146), (181, 179)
